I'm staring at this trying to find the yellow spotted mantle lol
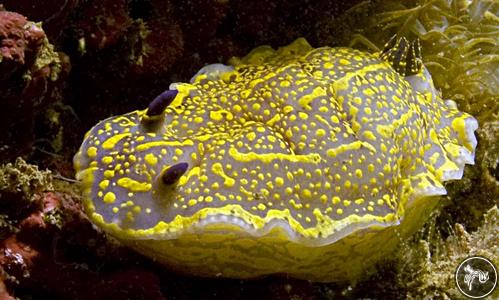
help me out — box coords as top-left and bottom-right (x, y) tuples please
(74, 38), (478, 282)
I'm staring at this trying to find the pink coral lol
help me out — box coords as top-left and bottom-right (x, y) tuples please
(1, 0), (78, 40)
(0, 11), (44, 77)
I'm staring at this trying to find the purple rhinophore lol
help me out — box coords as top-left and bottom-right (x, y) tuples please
(161, 162), (188, 185)
(146, 89), (178, 116)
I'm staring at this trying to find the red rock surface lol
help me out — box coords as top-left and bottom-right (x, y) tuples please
(0, 191), (166, 299)
(0, 11), (44, 78)
(1, 0), (78, 40)
(0, 10), (68, 163)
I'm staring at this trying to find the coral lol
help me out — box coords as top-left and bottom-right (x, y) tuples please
(0, 11), (45, 79)
(0, 9), (69, 163)
(1, 0), (78, 41)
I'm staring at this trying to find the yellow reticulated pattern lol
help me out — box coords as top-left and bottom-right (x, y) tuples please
(74, 38), (478, 282)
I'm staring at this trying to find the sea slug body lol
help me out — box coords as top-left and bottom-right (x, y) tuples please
(74, 37), (478, 282)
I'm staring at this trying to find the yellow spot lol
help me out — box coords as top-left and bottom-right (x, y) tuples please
(103, 192), (116, 204)
(363, 130), (376, 141)
(179, 166), (200, 185)
(267, 114), (281, 126)
(330, 115), (340, 123)
(316, 129), (326, 137)
(102, 156), (113, 164)
(210, 109), (233, 121)
(283, 105), (294, 114)
(326, 141), (375, 157)
(102, 133), (131, 150)
(339, 58), (350, 65)
(117, 177), (152, 192)
(246, 132), (256, 142)
(87, 147), (97, 158)
(363, 88), (375, 96)
(302, 189), (312, 198)
(212, 163), (235, 187)
(144, 153), (158, 166)
(104, 170), (115, 179)
(136, 140), (194, 151)
(229, 147), (321, 164)
(355, 198), (365, 205)
(344, 180), (352, 188)
(324, 62), (333, 68)
(99, 180), (110, 190)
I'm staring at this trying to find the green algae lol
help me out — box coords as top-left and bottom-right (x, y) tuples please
(0, 158), (53, 204)
(0, 158), (53, 236)
(23, 22), (63, 85)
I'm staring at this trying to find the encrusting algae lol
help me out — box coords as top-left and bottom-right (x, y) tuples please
(74, 35), (478, 282)
(394, 206), (498, 299)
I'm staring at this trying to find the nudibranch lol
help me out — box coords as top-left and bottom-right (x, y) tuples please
(74, 37), (478, 282)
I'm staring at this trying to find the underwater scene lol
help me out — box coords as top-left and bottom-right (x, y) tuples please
(0, 0), (497, 299)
